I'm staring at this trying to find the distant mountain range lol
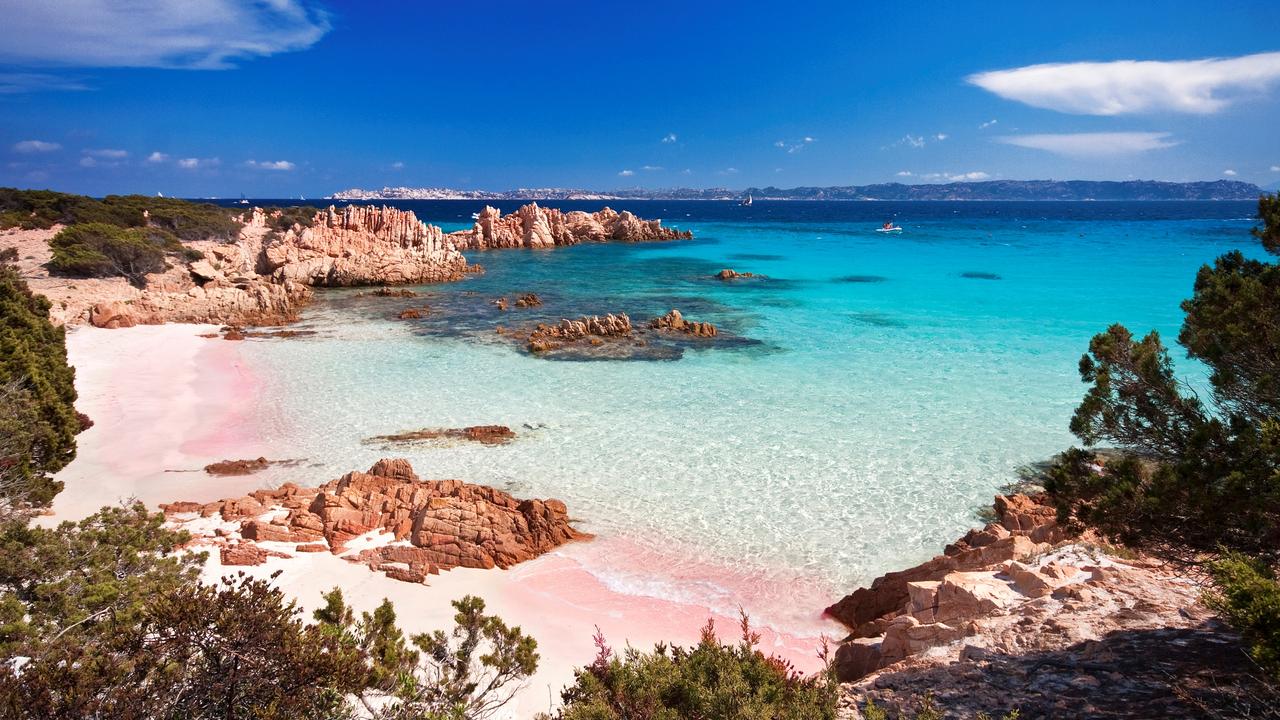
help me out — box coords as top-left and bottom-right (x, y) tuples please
(328, 180), (1263, 202)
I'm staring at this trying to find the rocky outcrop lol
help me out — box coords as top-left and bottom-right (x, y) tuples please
(648, 309), (717, 337)
(829, 493), (1244, 719)
(204, 457), (274, 476)
(526, 313), (634, 353)
(451, 204), (691, 250)
(264, 205), (468, 286)
(716, 268), (762, 280)
(162, 458), (589, 582)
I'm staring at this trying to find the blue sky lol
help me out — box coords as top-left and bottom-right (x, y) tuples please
(1, 0), (1278, 196)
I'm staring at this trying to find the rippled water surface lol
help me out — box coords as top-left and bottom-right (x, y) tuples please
(237, 200), (1260, 630)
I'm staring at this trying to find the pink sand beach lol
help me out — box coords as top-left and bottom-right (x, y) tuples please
(51, 323), (841, 716)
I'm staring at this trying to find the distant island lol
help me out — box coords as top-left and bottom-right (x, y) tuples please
(329, 179), (1262, 202)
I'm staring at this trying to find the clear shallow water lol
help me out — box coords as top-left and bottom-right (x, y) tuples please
(237, 200), (1260, 632)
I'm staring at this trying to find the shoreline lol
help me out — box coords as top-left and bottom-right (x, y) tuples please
(50, 322), (838, 715)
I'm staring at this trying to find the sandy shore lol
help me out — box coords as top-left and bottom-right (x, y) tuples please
(50, 323), (838, 716)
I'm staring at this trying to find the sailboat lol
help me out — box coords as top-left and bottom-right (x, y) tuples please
(237, 193), (250, 205)
(740, 194), (753, 206)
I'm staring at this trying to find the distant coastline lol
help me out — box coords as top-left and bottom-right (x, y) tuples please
(328, 179), (1262, 202)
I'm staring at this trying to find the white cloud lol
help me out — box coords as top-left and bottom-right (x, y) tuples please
(146, 151), (169, 163)
(899, 134), (926, 149)
(391, 161), (404, 169)
(1272, 165), (1280, 172)
(0, 72), (89, 94)
(996, 131), (1178, 157)
(0, 0), (330, 70)
(1223, 169), (1238, 176)
(84, 148), (127, 159)
(661, 133), (678, 143)
(12, 139), (61, 153)
(920, 171), (991, 182)
(618, 169), (634, 176)
(934, 133), (948, 141)
(246, 159), (295, 171)
(79, 156), (97, 168)
(718, 167), (739, 175)
(177, 157), (219, 169)
(680, 168), (692, 175)
(641, 165), (663, 171)
(776, 137), (816, 153)
(979, 119), (998, 129)
(896, 170), (913, 177)
(968, 51), (1280, 115)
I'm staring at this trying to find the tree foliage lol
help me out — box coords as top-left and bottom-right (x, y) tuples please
(47, 222), (182, 286)
(0, 259), (81, 507)
(1046, 193), (1280, 677)
(0, 188), (241, 241)
(547, 614), (837, 720)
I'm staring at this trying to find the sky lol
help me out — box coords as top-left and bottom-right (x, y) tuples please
(1, 0), (1279, 197)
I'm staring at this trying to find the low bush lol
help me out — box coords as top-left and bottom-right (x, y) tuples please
(1206, 553), (1280, 677)
(47, 222), (174, 286)
(547, 615), (837, 720)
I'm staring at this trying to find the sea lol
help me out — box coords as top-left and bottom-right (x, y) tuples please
(218, 199), (1262, 634)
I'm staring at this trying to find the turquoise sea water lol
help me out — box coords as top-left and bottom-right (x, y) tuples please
(236, 200), (1260, 632)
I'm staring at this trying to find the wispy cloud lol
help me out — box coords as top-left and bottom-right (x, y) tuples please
(84, 148), (127, 159)
(968, 51), (1280, 115)
(896, 134), (926, 149)
(391, 161), (404, 169)
(775, 136), (816, 154)
(661, 133), (678, 144)
(1223, 169), (1238, 176)
(618, 169), (635, 177)
(146, 151), (169, 163)
(996, 131), (1178, 157)
(919, 171), (991, 182)
(979, 119), (998, 129)
(1272, 165), (1280, 172)
(934, 133), (948, 141)
(0, 72), (90, 94)
(12, 139), (61, 153)
(641, 165), (663, 171)
(246, 159), (295, 171)
(0, 0), (330, 70)
(178, 157), (220, 169)
(717, 167), (739, 175)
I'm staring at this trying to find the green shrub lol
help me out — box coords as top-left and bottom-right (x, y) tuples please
(0, 260), (80, 507)
(549, 615), (837, 720)
(47, 222), (171, 286)
(1047, 194), (1280, 562)
(1206, 553), (1280, 677)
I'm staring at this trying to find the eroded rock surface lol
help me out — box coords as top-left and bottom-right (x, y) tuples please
(831, 494), (1255, 719)
(366, 425), (516, 446)
(649, 308), (717, 337)
(451, 204), (691, 250)
(162, 458), (589, 582)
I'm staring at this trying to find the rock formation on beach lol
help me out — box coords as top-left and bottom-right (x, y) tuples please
(451, 204), (692, 250)
(829, 494), (1247, 718)
(261, 205), (468, 286)
(162, 458), (589, 583)
(366, 424), (516, 445)
(3, 199), (689, 328)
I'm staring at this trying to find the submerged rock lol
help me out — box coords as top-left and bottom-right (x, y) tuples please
(204, 457), (273, 476)
(366, 425), (516, 445)
(715, 268), (763, 280)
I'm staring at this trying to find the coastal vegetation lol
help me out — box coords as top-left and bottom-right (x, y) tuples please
(1046, 193), (1280, 677)
(47, 222), (186, 286)
(546, 619), (838, 719)
(0, 188), (241, 241)
(0, 256), (81, 508)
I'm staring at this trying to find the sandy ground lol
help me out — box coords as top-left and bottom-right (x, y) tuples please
(49, 323), (836, 717)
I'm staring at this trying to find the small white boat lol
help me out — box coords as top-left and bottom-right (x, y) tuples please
(740, 194), (753, 206)
(876, 222), (902, 233)
(237, 194), (250, 205)
(470, 212), (481, 220)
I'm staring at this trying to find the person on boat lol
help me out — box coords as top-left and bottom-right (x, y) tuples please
(883, 221), (894, 230)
